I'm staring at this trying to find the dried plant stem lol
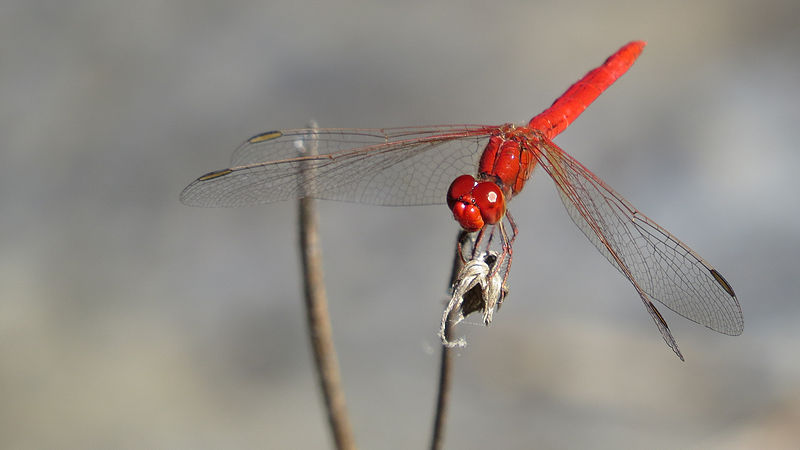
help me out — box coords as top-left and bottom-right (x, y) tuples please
(430, 231), (469, 450)
(430, 315), (454, 450)
(298, 122), (356, 450)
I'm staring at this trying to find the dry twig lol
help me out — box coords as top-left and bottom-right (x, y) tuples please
(298, 122), (357, 450)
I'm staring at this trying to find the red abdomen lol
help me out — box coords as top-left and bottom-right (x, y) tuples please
(446, 41), (645, 234)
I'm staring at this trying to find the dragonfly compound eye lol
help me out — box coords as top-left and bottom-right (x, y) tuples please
(472, 181), (506, 225)
(451, 201), (484, 232)
(446, 175), (477, 209)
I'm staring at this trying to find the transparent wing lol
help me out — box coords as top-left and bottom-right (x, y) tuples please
(180, 126), (495, 207)
(532, 137), (743, 359)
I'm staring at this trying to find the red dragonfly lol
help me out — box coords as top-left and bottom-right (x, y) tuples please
(181, 41), (743, 360)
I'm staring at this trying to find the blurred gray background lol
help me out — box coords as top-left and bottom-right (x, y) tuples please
(2, 0), (799, 448)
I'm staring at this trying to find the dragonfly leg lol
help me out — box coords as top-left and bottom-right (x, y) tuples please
(471, 226), (487, 260)
(493, 211), (518, 296)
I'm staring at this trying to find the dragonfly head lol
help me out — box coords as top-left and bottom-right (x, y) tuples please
(446, 174), (506, 232)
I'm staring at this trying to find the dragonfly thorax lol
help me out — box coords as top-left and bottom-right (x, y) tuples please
(446, 127), (538, 232)
(477, 129), (536, 198)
